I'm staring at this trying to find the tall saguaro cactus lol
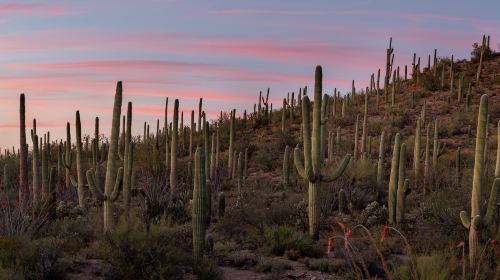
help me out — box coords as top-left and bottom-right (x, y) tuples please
(388, 133), (401, 224)
(87, 81), (124, 231)
(123, 102), (133, 211)
(459, 95), (499, 269)
(228, 109), (235, 176)
(294, 66), (351, 239)
(19, 94), (29, 205)
(413, 119), (421, 188)
(75, 111), (86, 207)
(192, 147), (207, 262)
(170, 99), (179, 192)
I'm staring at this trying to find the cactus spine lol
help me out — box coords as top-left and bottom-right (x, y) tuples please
(87, 82), (124, 231)
(293, 66), (351, 239)
(388, 133), (401, 224)
(192, 147), (207, 262)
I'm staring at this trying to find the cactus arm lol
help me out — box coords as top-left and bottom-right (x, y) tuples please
(293, 146), (307, 180)
(109, 167), (124, 202)
(69, 175), (78, 188)
(320, 154), (351, 182)
(87, 169), (106, 201)
(460, 211), (470, 229)
(300, 96), (315, 181)
(63, 150), (73, 169)
(485, 178), (500, 225)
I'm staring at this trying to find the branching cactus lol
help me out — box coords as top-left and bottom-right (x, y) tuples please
(86, 81), (124, 231)
(294, 66), (351, 239)
(460, 95), (500, 269)
(192, 146), (207, 262)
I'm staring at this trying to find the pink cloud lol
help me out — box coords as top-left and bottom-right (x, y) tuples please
(0, 3), (66, 16)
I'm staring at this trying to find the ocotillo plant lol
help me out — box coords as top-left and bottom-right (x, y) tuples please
(388, 133), (401, 224)
(170, 99), (179, 193)
(293, 66), (351, 239)
(459, 95), (499, 269)
(192, 146), (207, 262)
(87, 81), (124, 231)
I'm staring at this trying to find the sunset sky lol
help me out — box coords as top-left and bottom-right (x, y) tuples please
(0, 1), (498, 148)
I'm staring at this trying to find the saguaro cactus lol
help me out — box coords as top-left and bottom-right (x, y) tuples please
(459, 95), (499, 269)
(170, 99), (179, 192)
(32, 134), (40, 205)
(228, 109), (235, 176)
(388, 133), (401, 224)
(19, 94), (29, 205)
(396, 143), (408, 224)
(432, 119), (445, 168)
(192, 147), (207, 262)
(377, 131), (385, 188)
(413, 119), (421, 187)
(75, 111), (86, 207)
(294, 66), (351, 239)
(87, 81), (124, 231)
(123, 102), (133, 212)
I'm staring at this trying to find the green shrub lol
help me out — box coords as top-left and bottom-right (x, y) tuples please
(194, 257), (223, 280)
(264, 226), (321, 258)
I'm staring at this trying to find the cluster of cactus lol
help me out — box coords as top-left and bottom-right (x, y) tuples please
(459, 95), (499, 269)
(388, 133), (410, 225)
(294, 66), (351, 239)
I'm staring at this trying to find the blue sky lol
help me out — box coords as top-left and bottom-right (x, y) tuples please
(0, 0), (498, 148)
